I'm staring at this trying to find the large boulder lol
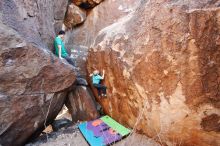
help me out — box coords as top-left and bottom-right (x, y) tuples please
(66, 0), (139, 76)
(64, 3), (86, 30)
(0, 0), (75, 146)
(1, 0), (68, 51)
(67, 0), (139, 46)
(87, 0), (220, 146)
(65, 86), (99, 122)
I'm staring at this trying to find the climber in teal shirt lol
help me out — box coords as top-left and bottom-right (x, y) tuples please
(92, 73), (103, 84)
(90, 69), (107, 98)
(54, 30), (75, 66)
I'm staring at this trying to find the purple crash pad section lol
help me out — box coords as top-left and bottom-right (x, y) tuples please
(79, 119), (122, 146)
(87, 119), (122, 144)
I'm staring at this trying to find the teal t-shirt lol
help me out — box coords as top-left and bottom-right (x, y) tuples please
(92, 74), (102, 84)
(54, 36), (68, 57)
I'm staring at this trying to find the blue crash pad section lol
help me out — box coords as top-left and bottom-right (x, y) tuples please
(78, 116), (130, 146)
(78, 122), (104, 146)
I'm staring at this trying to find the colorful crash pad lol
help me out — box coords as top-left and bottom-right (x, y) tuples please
(78, 115), (131, 146)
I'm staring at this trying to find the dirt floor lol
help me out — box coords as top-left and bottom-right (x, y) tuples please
(26, 125), (160, 146)
(26, 107), (160, 146)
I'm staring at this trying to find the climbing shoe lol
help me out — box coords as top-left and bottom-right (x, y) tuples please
(102, 94), (107, 97)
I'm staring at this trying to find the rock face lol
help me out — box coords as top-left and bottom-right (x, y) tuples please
(75, 77), (89, 86)
(66, 0), (139, 75)
(86, 0), (220, 145)
(65, 86), (99, 122)
(64, 3), (86, 30)
(0, 0), (75, 146)
(1, 0), (68, 51)
(54, 0), (69, 34)
(73, 0), (104, 9)
(67, 0), (139, 46)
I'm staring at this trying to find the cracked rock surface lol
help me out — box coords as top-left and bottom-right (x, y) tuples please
(0, 0), (75, 145)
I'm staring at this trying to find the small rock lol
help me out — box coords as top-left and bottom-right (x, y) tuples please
(64, 3), (86, 29)
(51, 118), (72, 131)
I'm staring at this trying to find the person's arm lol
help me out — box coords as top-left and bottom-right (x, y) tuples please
(101, 70), (105, 79)
(58, 45), (62, 59)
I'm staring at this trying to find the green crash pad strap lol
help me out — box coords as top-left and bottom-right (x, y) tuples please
(100, 115), (131, 136)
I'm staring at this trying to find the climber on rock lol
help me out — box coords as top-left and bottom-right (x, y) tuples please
(90, 69), (107, 98)
(54, 30), (75, 66)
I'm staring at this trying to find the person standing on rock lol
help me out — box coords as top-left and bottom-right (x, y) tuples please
(54, 30), (75, 66)
(90, 70), (107, 98)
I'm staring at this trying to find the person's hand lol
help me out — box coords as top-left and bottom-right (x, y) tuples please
(60, 57), (64, 60)
(103, 70), (105, 74)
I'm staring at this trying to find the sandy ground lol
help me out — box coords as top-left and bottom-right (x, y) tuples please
(26, 126), (159, 146)
(26, 107), (160, 146)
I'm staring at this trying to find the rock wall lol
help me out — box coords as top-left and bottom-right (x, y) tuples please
(64, 3), (86, 30)
(1, 0), (68, 50)
(86, 0), (220, 145)
(66, 85), (99, 122)
(67, 0), (140, 46)
(65, 0), (140, 76)
(0, 0), (76, 146)
(72, 0), (104, 9)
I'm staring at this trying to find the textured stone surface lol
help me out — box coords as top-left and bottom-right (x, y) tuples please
(67, 0), (139, 46)
(64, 3), (86, 29)
(0, 0), (68, 51)
(66, 0), (139, 75)
(0, 92), (69, 146)
(73, 0), (103, 8)
(67, 44), (88, 76)
(54, 0), (68, 20)
(65, 86), (99, 122)
(75, 77), (88, 86)
(86, 0), (220, 145)
(0, 29), (75, 146)
(0, 0), (75, 146)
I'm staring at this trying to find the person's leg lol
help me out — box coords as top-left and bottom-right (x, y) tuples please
(93, 84), (102, 96)
(64, 56), (75, 66)
(100, 85), (107, 95)
(94, 84), (107, 96)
